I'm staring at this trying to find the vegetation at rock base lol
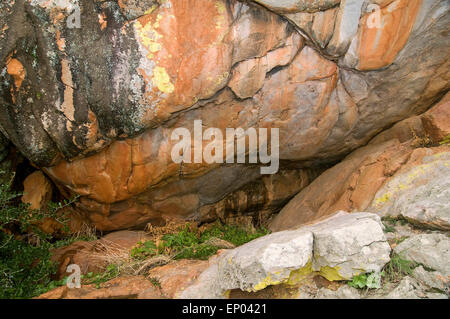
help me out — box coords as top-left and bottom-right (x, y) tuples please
(131, 222), (270, 261)
(0, 168), (269, 297)
(148, 277), (161, 288)
(81, 264), (121, 288)
(0, 172), (83, 298)
(348, 272), (382, 289)
(382, 253), (416, 283)
(347, 253), (416, 291)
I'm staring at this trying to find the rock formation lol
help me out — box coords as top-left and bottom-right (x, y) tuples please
(0, 0), (449, 231)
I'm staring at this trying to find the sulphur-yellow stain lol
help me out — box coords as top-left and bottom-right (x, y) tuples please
(152, 66), (174, 94)
(135, 18), (163, 58)
(215, 1), (226, 30)
(144, 5), (157, 15)
(287, 261), (313, 285)
(252, 274), (283, 292)
(250, 261), (344, 292)
(318, 266), (345, 281)
(375, 192), (391, 205)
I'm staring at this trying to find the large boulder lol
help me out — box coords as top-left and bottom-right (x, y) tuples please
(21, 171), (53, 210)
(393, 233), (450, 276)
(369, 152), (450, 230)
(0, 0), (449, 230)
(180, 212), (390, 298)
(36, 275), (163, 299)
(270, 93), (450, 231)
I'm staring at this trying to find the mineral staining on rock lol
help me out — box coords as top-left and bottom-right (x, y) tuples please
(180, 212), (391, 298)
(370, 152), (450, 231)
(0, 0), (449, 232)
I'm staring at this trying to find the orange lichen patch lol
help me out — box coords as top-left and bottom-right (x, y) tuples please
(98, 13), (107, 30)
(56, 30), (66, 51)
(117, 0), (128, 10)
(6, 57), (26, 103)
(60, 59), (75, 121)
(131, 0), (232, 126)
(7, 57), (26, 90)
(51, 11), (66, 26)
(357, 0), (422, 70)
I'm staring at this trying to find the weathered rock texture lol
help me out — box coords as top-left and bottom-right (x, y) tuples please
(394, 233), (450, 277)
(36, 275), (163, 299)
(270, 93), (450, 231)
(0, 0), (449, 230)
(180, 212), (390, 298)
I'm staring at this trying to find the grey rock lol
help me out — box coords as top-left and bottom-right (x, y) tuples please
(305, 211), (391, 280)
(383, 277), (424, 299)
(253, 0), (340, 13)
(412, 266), (449, 293)
(315, 286), (361, 299)
(394, 233), (450, 276)
(370, 152), (450, 231)
(326, 0), (365, 56)
(180, 212), (390, 298)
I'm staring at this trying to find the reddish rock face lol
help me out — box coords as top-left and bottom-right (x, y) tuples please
(354, 0), (423, 70)
(22, 171), (53, 211)
(51, 230), (152, 278)
(0, 0), (449, 230)
(270, 93), (450, 232)
(147, 259), (211, 298)
(36, 276), (163, 299)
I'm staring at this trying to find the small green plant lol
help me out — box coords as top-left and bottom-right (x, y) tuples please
(148, 277), (161, 288)
(391, 236), (408, 245)
(381, 215), (408, 227)
(382, 253), (416, 283)
(348, 272), (382, 289)
(130, 240), (158, 260)
(81, 264), (120, 288)
(201, 223), (269, 247)
(383, 223), (396, 233)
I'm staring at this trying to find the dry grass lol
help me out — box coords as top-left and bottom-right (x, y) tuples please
(88, 238), (173, 277)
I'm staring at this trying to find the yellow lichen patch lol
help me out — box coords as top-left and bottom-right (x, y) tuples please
(375, 192), (391, 205)
(215, 1), (226, 30)
(287, 261), (313, 285)
(135, 17), (163, 59)
(251, 274), (283, 292)
(152, 66), (174, 94)
(223, 290), (231, 298)
(318, 266), (345, 281)
(144, 5), (158, 15)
